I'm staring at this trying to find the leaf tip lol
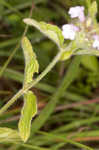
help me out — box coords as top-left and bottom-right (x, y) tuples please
(20, 133), (29, 143)
(18, 121), (30, 143)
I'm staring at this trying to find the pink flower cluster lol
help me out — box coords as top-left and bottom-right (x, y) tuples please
(62, 6), (99, 50)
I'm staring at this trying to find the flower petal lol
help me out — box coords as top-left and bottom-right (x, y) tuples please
(68, 6), (85, 22)
(62, 24), (79, 40)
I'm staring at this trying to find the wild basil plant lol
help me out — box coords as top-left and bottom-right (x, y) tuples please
(0, 1), (99, 143)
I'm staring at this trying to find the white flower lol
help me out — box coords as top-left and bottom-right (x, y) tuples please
(68, 6), (85, 22)
(62, 24), (79, 40)
(93, 35), (99, 50)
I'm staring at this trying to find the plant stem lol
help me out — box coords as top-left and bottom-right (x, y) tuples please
(0, 51), (62, 115)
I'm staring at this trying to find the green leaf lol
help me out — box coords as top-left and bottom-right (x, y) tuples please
(74, 49), (99, 56)
(18, 91), (37, 142)
(21, 37), (38, 142)
(88, 1), (97, 19)
(23, 18), (64, 47)
(81, 55), (99, 72)
(0, 127), (20, 143)
(22, 36), (39, 85)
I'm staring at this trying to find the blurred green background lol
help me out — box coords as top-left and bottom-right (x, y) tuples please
(0, 0), (99, 149)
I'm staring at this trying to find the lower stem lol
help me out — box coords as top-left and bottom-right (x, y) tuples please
(0, 51), (62, 116)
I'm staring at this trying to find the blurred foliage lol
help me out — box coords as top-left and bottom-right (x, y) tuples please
(0, 0), (99, 150)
